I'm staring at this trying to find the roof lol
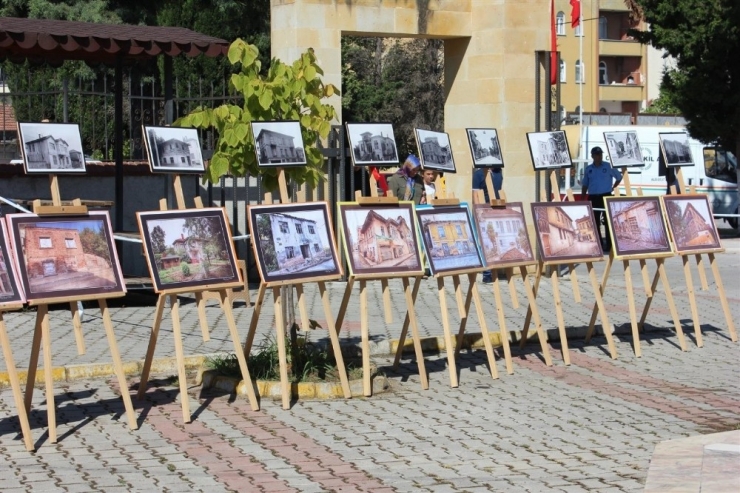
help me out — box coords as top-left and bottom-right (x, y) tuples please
(0, 17), (229, 66)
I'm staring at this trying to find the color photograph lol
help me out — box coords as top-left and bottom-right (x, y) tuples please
(138, 208), (241, 292)
(472, 202), (535, 267)
(18, 122), (86, 174)
(659, 132), (695, 167)
(415, 129), (456, 172)
(526, 130), (572, 170)
(0, 221), (25, 307)
(7, 211), (125, 302)
(416, 204), (483, 275)
(248, 202), (341, 283)
(466, 128), (504, 167)
(531, 202), (604, 262)
(251, 120), (307, 167)
(662, 195), (722, 254)
(605, 197), (673, 258)
(603, 131), (644, 167)
(338, 202), (423, 277)
(143, 125), (205, 173)
(346, 122), (399, 166)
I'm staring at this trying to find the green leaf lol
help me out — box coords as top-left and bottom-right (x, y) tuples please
(300, 114), (312, 128)
(227, 39), (247, 65)
(259, 89), (273, 110)
(318, 121), (331, 139)
(234, 123), (249, 143)
(305, 65), (316, 80)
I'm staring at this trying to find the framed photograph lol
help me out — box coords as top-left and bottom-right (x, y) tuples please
(346, 122), (399, 166)
(138, 208), (242, 293)
(251, 121), (307, 167)
(604, 196), (673, 259)
(414, 129), (456, 172)
(603, 131), (644, 168)
(472, 202), (535, 267)
(7, 211), (125, 303)
(466, 128), (504, 168)
(531, 202), (604, 263)
(415, 204), (483, 275)
(248, 202), (342, 283)
(337, 202), (424, 277)
(17, 122), (86, 174)
(526, 130), (572, 170)
(661, 195), (722, 254)
(659, 132), (695, 167)
(143, 125), (205, 173)
(0, 221), (26, 308)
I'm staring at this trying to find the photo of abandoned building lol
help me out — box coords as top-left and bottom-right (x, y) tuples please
(473, 203), (534, 267)
(662, 195), (721, 254)
(605, 197), (673, 257)
(251, 121), (306, 166)
(18, 122), (86, 173)
(144, 126), (205, 173)
(659, 132), (694, 167)
(532, 202), (603, 261)
(415, 129), (455, 172)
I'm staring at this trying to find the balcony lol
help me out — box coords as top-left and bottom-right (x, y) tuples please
(599, 83), (644, 102)
(599, 39), (642, 57)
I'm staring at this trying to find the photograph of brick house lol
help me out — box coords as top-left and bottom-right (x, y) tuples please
(605, 197), (673, 258)
(251, 121), (306, 167)
(144, 126), (205, 173)
(0, 222), (24, 307)
(415, 129), (455, 172)
(417, 205), (483, 275)
(659, 132), (694, 167)
(346, 123), (399, 166)
(532, 202), (603, 262)
(18, 122), (86, 173)
(466, 128), (504, 167)
(473, 202), (534, 267)
(662, 195), (722, 254)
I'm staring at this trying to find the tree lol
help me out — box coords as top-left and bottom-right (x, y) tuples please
(79, 227), (111, 263)
(255, 215), (278, 272)
(151, 226), (166, 254)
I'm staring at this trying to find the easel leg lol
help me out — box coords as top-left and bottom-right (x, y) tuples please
(549, 268), (571, 366)
(99, 299), (138, 429)
(519, 266), (552, 366)
(295, 284), (310, 331)
(452, 275), (466, 318)
(137, 294), (166, 400)
(586, 262), (617, 359)
(682, 255), (703, 347)
(454, 274), (475, 360)
(381, 278), (393, 324)
(403, 277), (428, 390)
(317, 282), (352, 398)
(393, 276), (422, 368)
(360, 280), (372, 394)
(333, 277), (355, 337)
(507, 268), (519, 309)
(637, 268), (661, 332)
(69, 301), (86, 355)
(492, 275), (514, 374)
(695, 254), (709, 291)
(243, 283), (267, 356)
(623, 261), (642, 358)
(437, 277), (458, 388)
(39, 305), (57, 443)
(708, 253), (738, 342)
(468, 274), (499, 379)
(169, 295), (192, 422)
(194, 292), (210, 342)
(568, 263), (581, 303)
(0, 315), (34, 451)
(657, 259), (687, 351)
(219, 290), (259, 411)
(522, 262), (543, 341)
(588, 254), (613, 335)
(272, 287), (291, 410)
(639, 259), (652, 297)
(24, 311), (43, 412)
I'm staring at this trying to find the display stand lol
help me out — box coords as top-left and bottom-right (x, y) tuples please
(1, 304), (35, 451)
(242, 169), (351, 410)
(522, 171), (617, 363)
(136, 175), (259, 422)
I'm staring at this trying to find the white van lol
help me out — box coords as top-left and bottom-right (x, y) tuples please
(561, 124), (739, 227)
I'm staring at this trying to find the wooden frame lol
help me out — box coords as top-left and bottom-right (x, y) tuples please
(345, 122), (399, 166)
(466, 128), (504, 168)
(414, 128), (456, 172)
(251, 120), (307, 167)
(415, 203), (484, 276)
(603, 130), (645, 168)
(604, 196), (673, 260)
(661, 194), (723, 255)
(143, 125), (206, 174)
(525, 130), (572, 170)
(17, 122), (86, 174)
(531, 202), (604, 264)
(659, 132), (695, 167)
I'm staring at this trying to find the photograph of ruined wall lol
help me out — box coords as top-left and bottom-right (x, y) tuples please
(531, 202), (604, 262)
(416, 205), (482, 275)
(662, 195), (722, 254)
(605, 197), (673, 258)
(0, 221), (25, 307)
(7, 211), (124, 301)
(473, 202), (534, 267)
(346, 123), (399, 166)
(18, 122), (86, 173)
(415, 129), (456, 172)
(338, 202), (423, 277)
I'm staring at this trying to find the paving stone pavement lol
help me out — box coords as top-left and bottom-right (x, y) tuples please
(0, 245), (739, 492)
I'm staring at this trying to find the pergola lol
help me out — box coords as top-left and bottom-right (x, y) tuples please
(0, 16), (229, 230)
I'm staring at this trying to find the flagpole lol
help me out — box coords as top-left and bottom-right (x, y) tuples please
(578, 0), (583, 162)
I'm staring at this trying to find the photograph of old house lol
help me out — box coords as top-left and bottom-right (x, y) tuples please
(0, 222), (25, 307)
(248, 202), (341, 283)
(472, 202), (534, 267)
(662, 195), (722, 254)
(526, 131), (572, 170)
(251, 121), (307, 167)
(604, 131), (644, 167)
(346, 123), (399, 166)
(7, 211), (125, 302)
(416, 205), (483, 275)
(466, 128), (504, 167)
(18, 122), (86, 173)
(338, 202), (423, 277)
(138, 208), (240, 292)
(659, 132), (694, 167)
(531, 202), (604, 262)
(415, 129), (456, 172)
(604, 197), (673, 258)
(143, 126), (205, 173)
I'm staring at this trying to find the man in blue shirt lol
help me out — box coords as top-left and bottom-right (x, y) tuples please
(581, 146), (622, 252)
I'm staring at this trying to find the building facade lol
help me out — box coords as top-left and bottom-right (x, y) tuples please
(611, 200), (665, 245)
(575, 215), (595, 241)
(475, 208), (529, 261)
(356, 211), (413, 264)
(24, 134), (74, 169)
(353, 132), (397, 163)
(255, 129), (304, 164)
(22, 227), (87, 277)
(172, 234), (204, 264)
(420, 137), (451, 166)
(267, 213), (324, 270)
(535, 206), (576, 256)
(158, 138), (193, 168)
(423, 219), (475, 258)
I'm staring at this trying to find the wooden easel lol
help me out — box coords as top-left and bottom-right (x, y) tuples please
(522, 171), (617, 363)
(243, 169), (351, 410)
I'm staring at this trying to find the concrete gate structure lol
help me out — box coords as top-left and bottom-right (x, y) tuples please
(271, 0), (549, 204)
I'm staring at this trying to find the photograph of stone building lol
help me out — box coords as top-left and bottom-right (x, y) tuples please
(526, 131), (572, 170)
(415, 129), (455, 172)
(473, 203), (534, 267)
(417, 206), (482, 274)
(18, 122), (86, 173)
(662, 195), (721, 254)
(144, 126), (205, 173)
(605, 197), (673, 258)
(659, 132), (694, 167)
(346, 123), (399, 166)
(252, 121), (306, 166)
(604, 131), (644, 167)
(532, 202), (603, 262)
(467, 128), (504, 167)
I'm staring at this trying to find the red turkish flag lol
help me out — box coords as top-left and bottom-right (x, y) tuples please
(570, 0), (581, 28)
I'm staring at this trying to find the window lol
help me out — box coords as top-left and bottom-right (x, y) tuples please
(455, 225), (463, 236)
(575, 60), (585, 83)
(438, 226), (446, 238)
(295, 223), (303, 234)
(285, 246), (295, 259)
(65, 238), (76, 248)
(39, 237), (52, 248)
(279, 221), (289, 233)
(556, 12), (565, 35)
(560, 60), (567, 83)
(307, 224), (315, 234)
(574, 22), (582, 37)
(181, 156), (186, 163)
(599, 61), (608, 85)
(313, 243), (320, 252)
(704, 147), (738, 185)
(599, 16), (607, 39)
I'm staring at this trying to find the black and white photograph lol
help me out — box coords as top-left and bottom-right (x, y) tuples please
(0, 221), (25, 307)
(466, 128), (504, 167)
(18, 122), (86, 174)
(604, 197), (673, 259)
(416, 204), (483, 275)
(415, 129), (456, 172)
(472, 202), (535, 267)
(526, 130), (572, 170)
(248, 202), (342, 283)
(659, 132), (695, 167)
(143, 125), (205, 173)
(662, 195), (722, 254)
(346, 122), (399, 166)
(603, 131), (644, 167)
(531, 202), (604, 263)
(251, 120), (307, 167)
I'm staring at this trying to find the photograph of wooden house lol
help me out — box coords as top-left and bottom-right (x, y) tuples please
(18, 122), (86, 173)
(7, 211), (125, 302)
(251, 121), (307, 167)
(472, 202), (534, 267)
(338, 202), (423, 277)
(531, 202), (604, 262)
(416, 204), (483, 275)
(659, 132), (695, 167)
(0, 221), (25, 307)
(662, 195), (722, 254)
(248, 202), (341, 283)
(526, 131), (572, 170)
(143, 126), (205, 173)
(415, 129), (456, 172)
(604, 131), (644, 167)
(138, 208), (241, 292)
(346, 123), (399, 166)
(604, 197), (673, 258)
(466, 128), (504, 167)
